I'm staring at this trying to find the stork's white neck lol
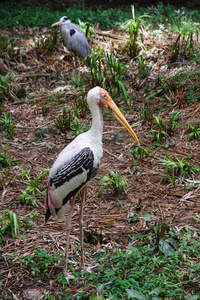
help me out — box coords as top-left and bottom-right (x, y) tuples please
(88, 103), (103, 143)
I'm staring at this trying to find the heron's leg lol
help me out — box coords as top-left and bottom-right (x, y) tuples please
(79, 186), (86, 270)
(78, 58), (80, 81)
(63, 194), (76, 276)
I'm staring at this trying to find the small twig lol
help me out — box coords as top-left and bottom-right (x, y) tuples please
(104, 148), (126, 162)
(95, 29), (127, 41)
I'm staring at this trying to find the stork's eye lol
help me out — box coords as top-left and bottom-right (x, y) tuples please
(102, 93), (106, 98)
(63, 17), (68, 21)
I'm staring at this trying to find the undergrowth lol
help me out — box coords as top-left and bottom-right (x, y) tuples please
(76, 226), (200, 299)
(15, 226), (200, 300)
(0, 1), (199, 28)
(0, 1), (200, 300)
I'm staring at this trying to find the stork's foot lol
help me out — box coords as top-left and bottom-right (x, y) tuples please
(80, 264), (98, 278)
(82, 264), (98, 273)
(63, 270), (75, 283)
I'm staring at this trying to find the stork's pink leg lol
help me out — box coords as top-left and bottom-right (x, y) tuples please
(63, 194), (76, 276)
(79, 186), (86, 271)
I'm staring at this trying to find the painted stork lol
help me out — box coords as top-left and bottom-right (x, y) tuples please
(45, 87), (139, 276)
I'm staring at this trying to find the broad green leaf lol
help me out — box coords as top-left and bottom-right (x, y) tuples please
(126, 289), (147, 299)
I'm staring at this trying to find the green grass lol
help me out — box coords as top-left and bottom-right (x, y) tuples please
(158, 152), (200, 187)
(0, 72), (12, 100)
(0, 112), (15, 137)
(156, 64), (200, 105)
(18, 170), (45, 206)
(0, 211), (19, 244)
(0, 147), (18, 169)
(187, 124), (200, 140)
(98, 169), (129, 196)
(121, 5), (149, 58)
(54, 104), (71, 134)
(0, 1), (199, 29)
(19, 249), (61, 279)
(79, 226), (200, 299)
(24, 226), (200, 299)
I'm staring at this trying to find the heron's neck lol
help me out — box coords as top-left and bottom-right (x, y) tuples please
(89, 105), (103, 142)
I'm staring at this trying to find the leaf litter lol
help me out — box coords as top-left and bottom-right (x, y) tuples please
(0, 19), (200, 299)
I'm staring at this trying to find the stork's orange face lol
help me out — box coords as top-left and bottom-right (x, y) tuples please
(99, 88), (140, 146)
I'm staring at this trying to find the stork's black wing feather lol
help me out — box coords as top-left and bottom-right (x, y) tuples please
(49, 147), (95, 189)
(46, 147), (99, 218)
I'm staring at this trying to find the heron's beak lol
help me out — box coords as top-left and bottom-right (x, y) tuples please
(102, 96), (140, 146)
(52, 21), (61, 27)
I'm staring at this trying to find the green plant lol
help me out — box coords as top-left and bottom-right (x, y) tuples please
(71, 73), (84, 86)
(148, 128), (169, 144)
(86, 47), (105, 86)
(0, 147), (17, 169)
(0, 33), (21, 60)
(1, 1), (200, 29)
(72, 106), (81, 136)
(76, 87), (89, 118)
(0, 112), (15, 136)
(114, 79), (128, 105)
(148, 112), (181, 142)
(121, 5), (148, 58)
(0, 34), (13, 56)
(138, 55), (152, 78)
(169, 16), (198, 60)
(127, 208), (155, 226)
(158, 152), (200, 187)
(87, 50), (129, 104)
(98, 169), (129, 196)
(140, 100), (153, 124)
(19, 249), (61, 279)
(104, 53), (123, 81)
(78, 19), (95, 38)
(187, 124), (200, 140)
(0, 72), (12, 99)
(127, 288), (163, 299)
(78, 227), (200, 299)
(34, 30), (58, 52)
(147, 111), (181, 143)
(167, 111), (182, 136)
(152, 114), (166, 130)
(156, 65), (200, 105)
(18, 170), (45, 206)
(54, 104), (71, 134)
(0, 211), (19, 244)
(132, 146), (150, 161)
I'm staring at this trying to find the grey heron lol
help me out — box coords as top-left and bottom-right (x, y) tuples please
(52, 16), (90, 79)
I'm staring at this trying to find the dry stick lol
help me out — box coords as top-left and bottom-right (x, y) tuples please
(35, 197), (44, 208)
(95, 29), (127, 41)
(103, 148), (126, 163)
(72, 191), (99, 218)
(191, 103), (200, 116)
(9, 91), (18, 101)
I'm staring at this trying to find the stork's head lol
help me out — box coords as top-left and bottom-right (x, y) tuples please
(87, 87), (140, 145)
(52, 16), (71, 27)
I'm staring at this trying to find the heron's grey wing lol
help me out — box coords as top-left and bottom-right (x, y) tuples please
(71, 23), (84, 33)
(60, 26), (71, 49)
(69, 29), (89, 58)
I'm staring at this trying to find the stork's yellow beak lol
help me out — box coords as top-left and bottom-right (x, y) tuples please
(101, 93), (140, 146)
(51, 21), (61, 27)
